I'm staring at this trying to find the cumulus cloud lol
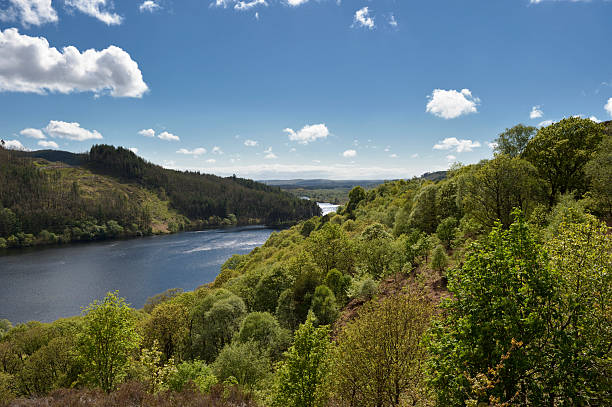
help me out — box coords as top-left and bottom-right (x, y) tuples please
(433, 137), (481, 153)
(158, 131), (179, 141)
(0, 0), (58, 27)
(212, 146), (223, 154)
(235, 0), (267, 11)
(65, 0), (122, 25)
(389, 153), (398, 158)
(44, 120), (103, 141)
(20, 128), (46, 139)
(206, 158), (216, 163)
(0, 28), (148, 98)
(244, 139), (258, 147)
(426, 88), (480, 119)
(606, 98), (612, 117)
(139, 1), (161, 13)
(343, 149), (357, 158)
(353, 7), (375, 30)
(128, 147), (138, 154)
(139, 129), (156, 137)
(530, 105), (543, 119)
(2, 139), (28, 151)
(284, 124), (329, 144)
(265, 152), (278, 159)
(589, 116), (602, 123)
(38, 140), (59, 148)
(286, 0), (309, 6)
(177, 147), (206, 156)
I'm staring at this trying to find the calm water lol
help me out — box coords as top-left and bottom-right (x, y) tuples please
(0, 226), (274, 324)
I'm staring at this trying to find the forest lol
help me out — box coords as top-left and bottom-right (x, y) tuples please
(0, 117), (610, 406)
(0, 145), (320, 249)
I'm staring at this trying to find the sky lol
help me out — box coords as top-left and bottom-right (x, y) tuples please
(1, 0), (611, 180)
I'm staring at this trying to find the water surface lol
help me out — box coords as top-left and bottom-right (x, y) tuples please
(0, 227), (273, 323)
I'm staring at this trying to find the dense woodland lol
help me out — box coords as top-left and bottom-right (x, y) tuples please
(0, 145), (320, 249)
(0, 117), (611, 406)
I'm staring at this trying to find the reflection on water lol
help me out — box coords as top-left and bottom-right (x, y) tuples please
(0, 227), (274, 323)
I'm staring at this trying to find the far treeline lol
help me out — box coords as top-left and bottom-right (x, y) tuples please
(1, 117), (610, 406)
(0, 145), (321, 249)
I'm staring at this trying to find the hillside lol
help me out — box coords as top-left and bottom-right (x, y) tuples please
(0, 145), (320, 248)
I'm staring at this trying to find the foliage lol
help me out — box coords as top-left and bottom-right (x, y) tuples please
(494, 124), (537, 157)
(253, 266), (292, 314)
(142, 300), (189, 362)
(431, 245), (449, 272)
(78, 292), (141, 393)
(323, 269), (351, 305)
(409, 183), (438, 233)
(436, 216), (458, 248)
(309, 285), (339, 326)
(143, 288), (184, 314)
(166, 360), (217, 393)
(524, 117), (605, 204)
(212, 341), (271, 389)
(236, 312), (291, 361)
(272, 313), (331, 407)
(584, 134), (612, 218)
(330, 294), (434, 407)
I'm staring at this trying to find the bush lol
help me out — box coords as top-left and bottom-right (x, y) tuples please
(212, 342), (271, 389)
(167, 360), (217, 393)
(431, 245), (449, 272)
(436, 216), (458, 248)
(236, 312), (290, 360)
(310, 285), (339, 326)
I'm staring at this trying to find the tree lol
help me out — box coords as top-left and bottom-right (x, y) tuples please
(253, 266), (291, 314)
(428, 213), (555, 406)
(523, 117), (605, 205)
(431, 245), (449, 272)
(494, 124), (536, 157)
(357, 223), (395, 278)
(330, 293), (433, 407)
(236, 312), (290, 360)
(213, 342), (271, 389)
(323, 269), (351, 305)
(142, 301), (189, 362)
(584, 135), (612, 218)
(310, 285), (339, 326)
(409, 183), (438, 233)
(344, 186), (366, 215)
(307, 223), (354, 275)
(273, 313), (331, 407)
(78, 291), (141, 393)
(436, 216), (458, 248)
(458, 155), (543, 228)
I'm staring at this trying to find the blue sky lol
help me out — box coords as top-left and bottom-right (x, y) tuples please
(1, 0), (611, 179)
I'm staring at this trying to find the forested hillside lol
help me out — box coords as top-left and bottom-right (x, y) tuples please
(0, 145), (320, 248)
(1, 117), (610, 406)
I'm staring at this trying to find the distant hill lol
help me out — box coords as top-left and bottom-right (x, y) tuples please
(0, 145), (321, 248)
(263, 179), (388, 190)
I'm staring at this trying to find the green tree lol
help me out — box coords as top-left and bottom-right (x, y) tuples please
(213, 342), (271, 389)
(494, 124), (536, 157)
(236, 312), (290, 360)
(307, 223), (354, 275)
(310, 285), (339, 326)
(584, 135), (612, 218)
(330, 294), (433, 407)
(142, 300), (189, 362)
(357, 223), (395, 277)
(409, 183), (438, 233)
(524, 117), (605, 205)
(431, 245), (449, 272)
(458, 155), (543, 228)
(78, 291), (141, 393)
(436, 216), (458, 248)
(273, 313), (331, 407)
(323, 269), (351, 305)
(428, 213), (555, 406)
(253, 266), (291, 314)
(345, 186), (366, 215)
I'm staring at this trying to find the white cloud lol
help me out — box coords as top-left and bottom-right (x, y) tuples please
(235, 0), (267, 11)
(589, 116), (602, 123)
(138, 129), (156, 137)
(286, 0), (310, 6)
(388, 13), (398, 27)
(128, 147), (138, 154)
(389, 153), (398, 158)
(44, 120), (103, 141)
(538, 120), (554, 127)
(206, 158), (216, 163)
(605, 98), (612, 117)
(530, 105), (543, 119)
(2, 139), (28, 151)
(289, 147), (296, 152)
(38, 140), (59, 148)
(255, 11), (259, 19)
(487, 141), (498, 149)
(177, 147), (206, 156)
(0, 28), (148, 98)
(139, 1), (161, 13)
(353, 7), (375, 30)
(244, 139), (258, 147)
(343, 149), (357, 158)
(411, 153), (419, 159)
(426, 88), (480, 119)
(212, 146), (223, 154)
(446, 155), (457, 161)
(0, 0), (58, 27)
(20, 128), (46, 139)
(158, 131), (179, 141)
(265, 152), (278, 159)
(65, 0), (122, 25)
(284, 123), (329, 144)
(433, 137), (481, 153)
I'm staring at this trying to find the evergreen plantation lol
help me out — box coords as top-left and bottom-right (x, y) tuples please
(0, 117), (610, 406)
(0, 145), (321, 248)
